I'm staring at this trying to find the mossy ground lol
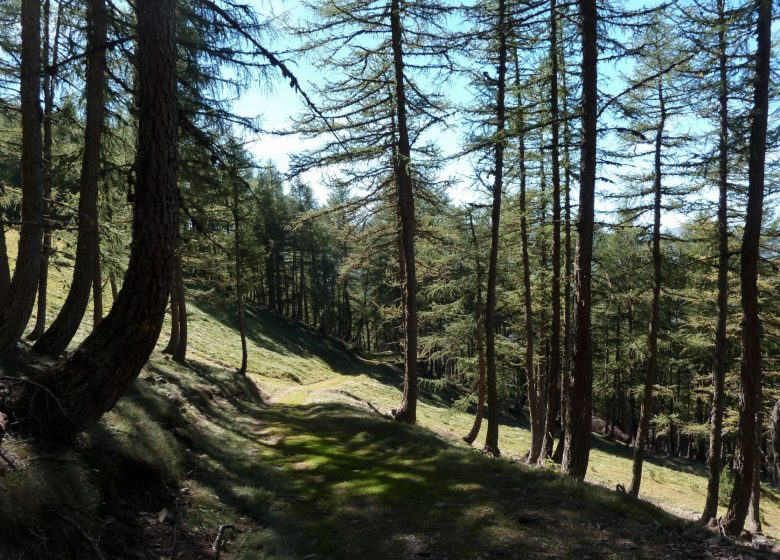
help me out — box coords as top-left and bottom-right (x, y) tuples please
(0, 230), (775, 558)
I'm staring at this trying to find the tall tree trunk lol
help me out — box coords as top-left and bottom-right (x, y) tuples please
(701, 0), (730, 522)
(540, 0), (562, 462)
(0, 0), (45, 353)
(234, 181), (248, 376)
(483, 0), (507, 457)
(2, 0), (178, 442)
(562, 0), (597, 480)
(389, 0), (418, 424)
(464, 214), (486, 445)
(516, 78), (541, 463)
(32, 0), (107, 356)
(537, 162), (549, 451)
(553, 48), (573, 465)
(629, 82), (666, 497)
(721, 0), (770, 535)
(29, 0), (60, 341)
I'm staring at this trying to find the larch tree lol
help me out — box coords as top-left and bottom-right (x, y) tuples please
(28, 0), (62, 341)
(628, 78), (667, 497)
(0, 0), (44, 354)
(1, 0), (178, 442)
(489, 0), (509, 452)
(700, 0), (731, 523)
(32, 0), (108, 357)
(539, 0), (562, 462)
(289, 0), (450, 425)
(517, 90), (541, 462)
(388, 0), (419, 423)
(561, 0), (597, 480)
(721, 0), (771, 536)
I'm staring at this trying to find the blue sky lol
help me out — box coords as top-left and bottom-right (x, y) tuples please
(228, 0), (776, 231)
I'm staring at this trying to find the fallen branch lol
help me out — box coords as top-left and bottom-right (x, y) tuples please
(0, 447), (18, 470)
(212, 523), (235, 560)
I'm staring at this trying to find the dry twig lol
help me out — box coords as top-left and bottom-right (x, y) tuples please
(212, 523), (235, 560)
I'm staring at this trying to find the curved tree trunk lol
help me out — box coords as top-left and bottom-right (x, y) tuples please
(32, 0), (107, 357)
(464, 214), (486, 446)
(562, 0), (597, 480)
(629, 82), (666, 497)
(2, 0), (178, 442)
(389, 0), (418, 424)
(721, 0), (770, 536)
(483, 0), (507, 457)
(0, 0), (45, 354)
(701, 0), (729, 523)
(463, 328), (486, 445)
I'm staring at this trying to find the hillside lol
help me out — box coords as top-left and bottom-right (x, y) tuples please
(0, 266), (777, 558)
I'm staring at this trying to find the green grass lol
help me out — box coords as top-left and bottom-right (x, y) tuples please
(0, 228), (776, 558)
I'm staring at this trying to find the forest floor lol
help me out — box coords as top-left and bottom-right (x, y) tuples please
(0, 233), (779, 558)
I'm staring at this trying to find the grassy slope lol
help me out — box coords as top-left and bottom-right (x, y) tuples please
(0, 230), (776, 559)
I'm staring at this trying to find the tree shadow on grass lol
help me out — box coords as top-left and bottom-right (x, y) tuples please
(188, 299), (461, 411)
(591, 432), (709, 478)
(112, 359), (735, 560)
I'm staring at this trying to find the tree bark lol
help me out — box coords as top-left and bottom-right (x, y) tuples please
(561, 0), (597, 480)
(629, 82), (666, 497)
(721, 0), (770, 535)
(2, 0), (178, 442)
(540, 0), (562, 462)
(389, 0), (419, 424)
(482, 0), (507, 457)
(701, 0), (730, 522)
(0, 0), (45, 353)
(32, 0), (107, 357)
